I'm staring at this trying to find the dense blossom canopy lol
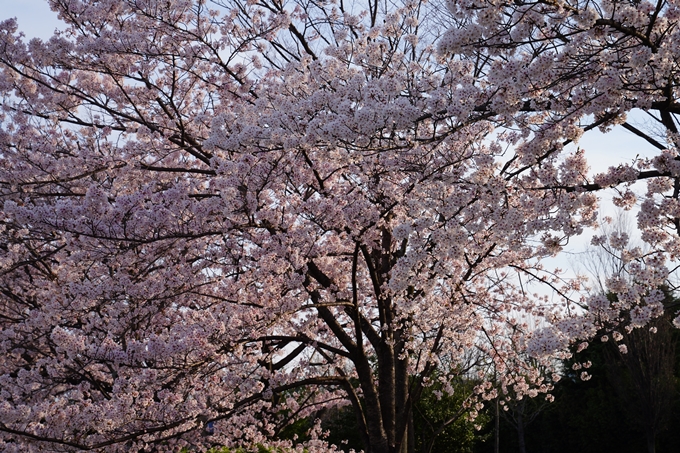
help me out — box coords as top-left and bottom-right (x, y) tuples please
(1, 0), (679, 452)
(440, 0), (680, 353)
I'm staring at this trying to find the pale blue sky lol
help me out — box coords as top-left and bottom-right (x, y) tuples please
(1, 0), (61, 39)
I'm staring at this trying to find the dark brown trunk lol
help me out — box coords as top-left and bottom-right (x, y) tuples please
(646, 429), (656, 453)
(395, 326), (411, 453)
(517, 407), (526, 453)
(495, 397), (499, 453)
(407, 412), (415, 453)
(378, 342), (396, 448)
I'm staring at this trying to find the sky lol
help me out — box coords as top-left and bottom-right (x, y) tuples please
(0, 0), (662, 292)
(1, 0), (62, 39)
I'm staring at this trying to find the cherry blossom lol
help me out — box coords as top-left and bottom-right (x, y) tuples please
(2, 0), (680, 452)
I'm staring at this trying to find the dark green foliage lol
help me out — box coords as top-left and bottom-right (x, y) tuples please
(277, 415), (314, 445)
(277, 404), (365, 452)
(278, 378), (489, 453)
(413, 379), (490, 453)
(319, 405), (366, 452)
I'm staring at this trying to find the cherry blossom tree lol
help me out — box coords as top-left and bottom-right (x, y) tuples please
(0, 0), (669, 452)
(438, 0), (680, 354)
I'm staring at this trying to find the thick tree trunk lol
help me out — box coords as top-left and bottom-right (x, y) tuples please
(397, 426), (409, 453)
(495, 397), (500, 453)
(646, 430), (656, 453)
(407, 412), (415, 453)
(517, 408), (526, 453)
(355, 358), (390, 453)
(378, 342), (396, 448)
(395, 327), (413, 453)
(347, 235), (425, 453)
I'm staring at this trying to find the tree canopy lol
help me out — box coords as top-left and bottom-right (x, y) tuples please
(1, 0), (680, 452)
